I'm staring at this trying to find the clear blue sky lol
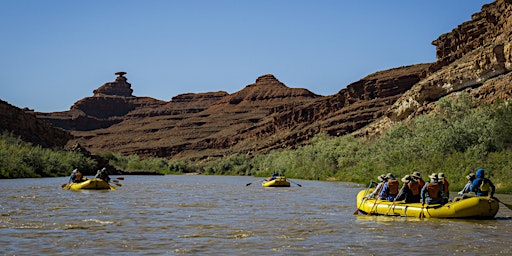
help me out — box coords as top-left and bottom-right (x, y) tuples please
(0, 0), (492, 112)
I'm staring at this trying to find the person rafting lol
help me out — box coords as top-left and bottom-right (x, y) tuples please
(268, 171), (278, 181)
(411, 171), (425, 189)
(438, 173), (450, 202)
(378, 173), (399, 201)
(458, 173), (475, 195)
(470, 168), (496, 198)
(95, 167), (110, 183)
(70, 169), (87, 183)
(365, 174), (387, 199)
(395, 174), (421, 203)
(421, 173), (444, 204)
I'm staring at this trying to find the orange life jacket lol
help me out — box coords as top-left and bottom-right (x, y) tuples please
(388, 180), (399, 195)
(408, 181), (420, 196)
(417, 178), (425, 189)
(426, 182), (440, 198)
(441, 178), (449, 193)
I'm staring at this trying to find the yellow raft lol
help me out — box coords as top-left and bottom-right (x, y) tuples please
(63, 178), (115, 190)
(262, 176), (291, 187)
(356, 189), (499, 219)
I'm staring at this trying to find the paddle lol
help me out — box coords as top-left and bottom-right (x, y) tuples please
(494, 197), (512, 210)
(115, 177), (125, 180)
(246, 179), (265, 186)
(354, 180), (375, 215)
(419, 203), (425, 219)
(288, 179), (302, 187)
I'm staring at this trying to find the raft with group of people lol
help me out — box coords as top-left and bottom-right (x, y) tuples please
(355, 168), (501, 219)
(62, 168), (120, 190)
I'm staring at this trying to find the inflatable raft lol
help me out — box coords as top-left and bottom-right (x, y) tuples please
(356, 189), (499, 219)
(262, 176), (291, 187)
(63, 178), (115, 190)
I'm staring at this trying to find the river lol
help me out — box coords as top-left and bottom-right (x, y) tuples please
(1, 175), (511, 255)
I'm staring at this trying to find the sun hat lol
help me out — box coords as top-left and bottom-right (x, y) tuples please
(438, 173), (445, 178)
(386, 173), (395, 180)
(466, 173), (475, 180)
(412, 171), (422, 179)
(377, 174), (386, 182)
(401, 175), (411, 183)
(429, 173), (438, 180)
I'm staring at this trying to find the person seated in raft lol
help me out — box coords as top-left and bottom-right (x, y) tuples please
(365, 174), (387, 199)
(70, 170), (87, 183)
(438, 173), (450, 202)
(458, 173), (475, 195)
(395, 174), (421, 203)
(378, 173), (399, 201)
(411, 171), (425, 189)
(421, 173), (444, 205)
(95, 167), (110, 183)
(268, 172), (278, 181)
(470, 168), (496, 198)
(68, 169), (79, 184)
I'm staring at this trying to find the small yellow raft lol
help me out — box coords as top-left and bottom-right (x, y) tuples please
(262, 176), (291, 187)
(356, 189), (499, 219)
(63, 178), (115, 190)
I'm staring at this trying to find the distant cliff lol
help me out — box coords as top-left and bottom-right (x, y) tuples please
(3, 0), (511, 162)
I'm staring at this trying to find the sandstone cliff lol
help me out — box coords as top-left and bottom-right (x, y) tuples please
(360, 0), (512, 136)
(0, 100), (70, 148)
(5, 0), (510, 162)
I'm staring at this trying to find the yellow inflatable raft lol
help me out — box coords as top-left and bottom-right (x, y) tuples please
(262, 176), (291, 187)
(63, 178), (115, 190)
(356, 189), (499, 219)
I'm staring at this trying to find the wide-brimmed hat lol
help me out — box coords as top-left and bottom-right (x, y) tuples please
(401, 174), (412, 183)
(377, 174), (386, 182)
(412, 171), (422, 179)
(429, 173), (438, 180)
(466, 173), (475, 180)
(438, 173), (445, 178)
(386, 173), (395, 180)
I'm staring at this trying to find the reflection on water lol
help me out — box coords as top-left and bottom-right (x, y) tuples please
(1, 176), (511, 255)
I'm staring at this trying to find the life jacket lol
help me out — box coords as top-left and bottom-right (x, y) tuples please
(408, 181), (420, 196)
(416, 178), (425, 189)
(441, 178), (449, 193)
(480, 179), (490, 192)
(388, 180), (399, 195)
(426, 182), (440, 198)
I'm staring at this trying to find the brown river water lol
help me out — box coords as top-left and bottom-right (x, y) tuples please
(1, 175), (511, 255)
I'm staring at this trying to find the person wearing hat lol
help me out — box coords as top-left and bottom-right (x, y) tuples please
(378, 173), (400, 201)
(421, 173), (444, 204)
(458, 173), (476, 195)
(395, 175), (421, 203)
(470, 168), (496, 197)
(411, 171), (425, 189)
(365, 174), (387, 199)
(438, 173), (450, 202)
(95, 167), (111, 183)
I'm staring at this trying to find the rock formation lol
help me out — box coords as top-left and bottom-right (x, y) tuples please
(0, 100), (71, 148)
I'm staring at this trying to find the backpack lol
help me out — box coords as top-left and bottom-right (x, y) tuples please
(480, 179), (490, 192)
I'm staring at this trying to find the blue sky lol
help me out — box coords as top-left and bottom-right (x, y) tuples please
(1, 0), (491, 112)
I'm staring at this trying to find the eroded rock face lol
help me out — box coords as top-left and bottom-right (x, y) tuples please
(0, 100), (71, 148)
(373, 0), (512, 129)
(93, 72), (133, 97)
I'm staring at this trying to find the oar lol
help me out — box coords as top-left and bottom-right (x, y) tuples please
(419, 203), (425, 219)
(494, 197), (512, 210)
(288, 179), (302, 187)
(354, 180), (375, 215)
(246, 179), (265, 186)
(115, 177), (125, 180)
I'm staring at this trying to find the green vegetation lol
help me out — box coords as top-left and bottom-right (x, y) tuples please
(0, 132), (97, 178)
(2, 92), (512, 194)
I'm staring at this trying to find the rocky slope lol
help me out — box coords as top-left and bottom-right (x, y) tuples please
(360, 0), (512, 136)
(0, 100), (70, 148)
